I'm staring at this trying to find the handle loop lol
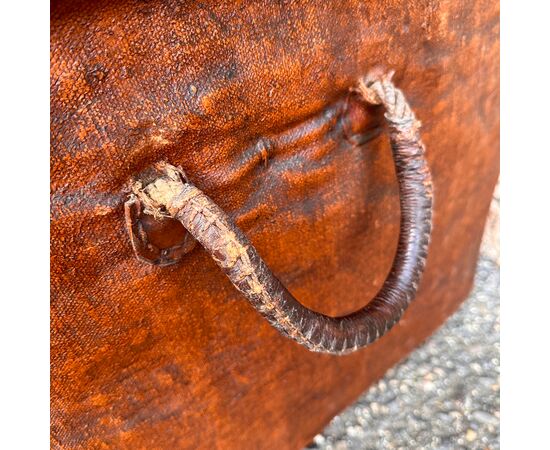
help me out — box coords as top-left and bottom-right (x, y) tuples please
(129, 72), (433, 354)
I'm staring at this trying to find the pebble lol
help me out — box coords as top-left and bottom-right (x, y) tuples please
(466, 429), (478, 442)
(471, 410), (499, 427)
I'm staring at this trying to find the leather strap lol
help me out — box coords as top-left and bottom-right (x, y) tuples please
(129, 72), (433, 354)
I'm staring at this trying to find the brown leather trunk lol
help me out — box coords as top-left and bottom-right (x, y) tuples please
(50, 0), (499, 448)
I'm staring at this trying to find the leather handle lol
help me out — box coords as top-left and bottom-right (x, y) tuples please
(129, 72), (433, 354)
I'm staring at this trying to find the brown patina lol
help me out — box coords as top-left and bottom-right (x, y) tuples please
(51, 0), (499, 448)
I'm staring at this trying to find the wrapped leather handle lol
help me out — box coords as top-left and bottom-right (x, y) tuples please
(130, 72), (433, 354)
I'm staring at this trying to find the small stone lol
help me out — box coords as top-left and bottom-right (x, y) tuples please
(313, 435), (325, 445)
(471, 362), (483, 374)
(423, 381), (436, 392)
(472, 410), (499, 426)
(466, 429), (477, 441)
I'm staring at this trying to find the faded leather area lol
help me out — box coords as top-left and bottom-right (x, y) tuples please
(50, 1), (499, 449)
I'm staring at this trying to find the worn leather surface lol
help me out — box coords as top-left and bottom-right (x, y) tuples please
(132, 76), (434, 355)
(50, 0), (499, 448)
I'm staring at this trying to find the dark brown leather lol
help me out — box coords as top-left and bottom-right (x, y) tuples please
(50, 0), (499, 448)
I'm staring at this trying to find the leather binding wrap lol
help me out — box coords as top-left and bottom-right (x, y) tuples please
(131, 73), (433, 354)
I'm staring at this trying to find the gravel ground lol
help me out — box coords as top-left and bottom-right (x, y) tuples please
(306, 254), (500, 450)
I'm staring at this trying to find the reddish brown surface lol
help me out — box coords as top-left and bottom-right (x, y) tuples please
(50, 1), (499, 448)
